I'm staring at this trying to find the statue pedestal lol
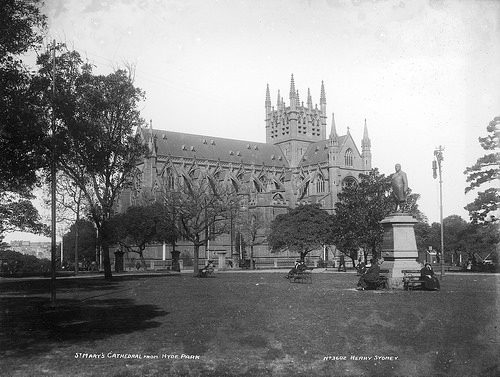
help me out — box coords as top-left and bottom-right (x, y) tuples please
(217, 251), (227, 271)
(380, 213), (422, 289)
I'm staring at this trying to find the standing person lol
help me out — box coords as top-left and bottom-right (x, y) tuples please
(338, 254), (346, 272)
(391, 163), (408, 212)
(356, 258), (380, 290)
(356, 258), (366, 276)
(420, 263), (440, 290)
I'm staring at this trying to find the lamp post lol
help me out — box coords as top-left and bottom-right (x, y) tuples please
(433, 145), (445, 279)
(50, 40), (57, 306)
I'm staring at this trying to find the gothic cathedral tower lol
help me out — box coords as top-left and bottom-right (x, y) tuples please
(265, 74), (327, 167)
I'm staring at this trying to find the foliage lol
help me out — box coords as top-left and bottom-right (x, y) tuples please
(0, 0), (46, 57)
(0, 0), (48, 241)
(62, 219), (97, 264)
(105, 203), (176, 269)
(331, 169), (427, 262)
(268, 204), (332, 260)
(422, 215), (500, 266)
(0, 192), (49, 243)
(161, 176), (241, 275)
(464, 116), (500, 223)
(34, 46), (148, 279)
(460, 221), (499, 264)
(0, 249), (50, 276)
(331, 169), (392, 261)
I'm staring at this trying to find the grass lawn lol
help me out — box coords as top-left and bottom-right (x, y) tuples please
(0, 271), (499, 377)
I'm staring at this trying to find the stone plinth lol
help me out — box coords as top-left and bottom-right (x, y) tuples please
(217, 251), (227, 271)
(380, 213), (422, 289)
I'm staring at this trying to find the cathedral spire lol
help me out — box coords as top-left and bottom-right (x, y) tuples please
(307, 88), (312, 109)
(361, 118), (372, 170)
(265, 84), (271, 106)
(362, 118), (371, 149)
(320, 80), (326, 105)
(149, 119), (156, 157)
(289, 74), (296, 108)
(329, 113), (339, 144)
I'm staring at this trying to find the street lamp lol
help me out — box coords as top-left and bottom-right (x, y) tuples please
(433, 146), (445, 279)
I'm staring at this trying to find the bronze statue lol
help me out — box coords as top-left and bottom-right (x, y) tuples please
(391, 163), (408, 212)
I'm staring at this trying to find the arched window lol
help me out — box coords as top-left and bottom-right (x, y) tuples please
(316, 174), (325, 193)
(165, 168), (175, 190)
(342, 176), (357, 189)
(345, 148), (353, 167)
(258, 175), (267, 193)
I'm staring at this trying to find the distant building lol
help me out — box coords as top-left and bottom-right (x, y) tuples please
(9, 241), (52, 260)
(118, 75), (373, 269)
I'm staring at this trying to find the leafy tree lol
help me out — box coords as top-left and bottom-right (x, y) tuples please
(268, 204), (332, 261)
(464, 116), (500, 223)
(0, 0), (48, 241)
(0, 193), (49, 243)
(331, 169), (427, 264)
(0, 249), (50, 276)
(0, 0), (46, 57)
(34, 46), (148, 279)
(62, 219), (97, 266)
(331, 169), (392, 263)
(105, 203), (177, 270)
(162, 176), (241, 275)
(442, 215), (468, 264)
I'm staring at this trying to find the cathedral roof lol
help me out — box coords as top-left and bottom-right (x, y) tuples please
(299, 136), (347, 166)
(143, 128), (289, 168)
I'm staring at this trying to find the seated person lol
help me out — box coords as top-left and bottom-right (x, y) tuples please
(356, 258), (366, 276)
(297, 260), (307, 272)
(286, 260), (302, 279)
(356, 258), (380, 290)
(199, 260), (214, 277)
(420, 263), (440, 290)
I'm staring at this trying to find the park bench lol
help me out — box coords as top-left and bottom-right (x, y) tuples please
(365, 269), (389, 290)
(402, 270), (424, 291)
(198, 266), (214, 278)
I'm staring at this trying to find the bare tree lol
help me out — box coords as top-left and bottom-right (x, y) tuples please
(161, 175), (241, 275)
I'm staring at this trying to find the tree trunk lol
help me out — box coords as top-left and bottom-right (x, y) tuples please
(101, 239), (112, 280)
(74, 220), (79, 274)
(250, 245), (255, 269)
(139, 251), (147, 270)
(193, 244), (200, 276)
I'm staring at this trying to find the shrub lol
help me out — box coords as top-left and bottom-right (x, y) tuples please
(0, 250), (51, 276)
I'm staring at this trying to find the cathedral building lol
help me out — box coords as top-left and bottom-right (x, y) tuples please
(118, 74), (372, 269)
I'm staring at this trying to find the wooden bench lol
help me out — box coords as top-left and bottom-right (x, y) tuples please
(198, 266), (214, 277)
(289, 270), (313, 284)
(365, 269), (389, 290)
(402, 270), (424, 290)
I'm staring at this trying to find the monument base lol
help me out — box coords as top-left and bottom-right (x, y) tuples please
(380, 213), (422, 289)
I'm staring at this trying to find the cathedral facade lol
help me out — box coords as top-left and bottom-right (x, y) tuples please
(118, 75), (372, 269)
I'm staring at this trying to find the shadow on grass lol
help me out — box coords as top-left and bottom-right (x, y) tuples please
(0, 276), (170, 358)
(0, 274), (174, 296)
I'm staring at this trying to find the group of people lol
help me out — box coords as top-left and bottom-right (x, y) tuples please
(356, 258), (380, 290)
(356, 258), (440, 291)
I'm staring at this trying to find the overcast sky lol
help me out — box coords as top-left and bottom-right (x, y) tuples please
(6, 0), (500, 242)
